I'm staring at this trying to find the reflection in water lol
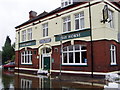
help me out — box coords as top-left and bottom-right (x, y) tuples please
(14, 73), (105, 89)
(1, 69), (119, 89)
(1, 69), (14, 89)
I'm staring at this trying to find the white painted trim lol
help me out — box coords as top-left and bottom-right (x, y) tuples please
(73, 81), (104, 87)
(15, 67), (120, 76)
(15, 67), (38, 71)
(51, 70), (120, 75)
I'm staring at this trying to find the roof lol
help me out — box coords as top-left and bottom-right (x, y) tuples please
(15, 2), (86, 29)
(15, 0), (120, 29)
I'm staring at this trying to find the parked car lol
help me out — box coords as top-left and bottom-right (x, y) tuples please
(3, 62), (15, 69)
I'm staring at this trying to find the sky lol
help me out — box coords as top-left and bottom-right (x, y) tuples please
(0, 0), (61, 50)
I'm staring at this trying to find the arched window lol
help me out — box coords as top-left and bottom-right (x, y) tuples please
(21, 50), (32, 64)
(62, 45), (87, 65)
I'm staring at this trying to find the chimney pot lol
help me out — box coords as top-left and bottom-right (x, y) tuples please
(29, 11), (37, 19)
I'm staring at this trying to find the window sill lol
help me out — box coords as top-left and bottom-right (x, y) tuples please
(62, 64), (88, 67)
(21, 64), (33, 65)
(110, 64), (117, 66)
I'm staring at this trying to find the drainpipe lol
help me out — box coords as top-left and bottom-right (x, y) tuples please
(59, 36), (63, 76)
(88, 0), (94, 78)
(18, 31), (20, 87)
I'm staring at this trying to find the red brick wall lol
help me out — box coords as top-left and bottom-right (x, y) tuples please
(51, 40), (120, 73)
(15, 48), (39, 69)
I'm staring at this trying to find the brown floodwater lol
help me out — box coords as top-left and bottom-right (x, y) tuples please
(0, 69), (119, 89)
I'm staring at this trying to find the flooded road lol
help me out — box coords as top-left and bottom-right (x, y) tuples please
(0, 68), (119, 89)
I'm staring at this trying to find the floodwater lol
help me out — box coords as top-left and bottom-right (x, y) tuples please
(0, 68), (119, 89)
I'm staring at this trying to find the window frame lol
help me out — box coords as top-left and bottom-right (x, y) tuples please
(63, 16), (71, 32)
(27, 28), (32, 40)
(21, 79), (32, 88)
(75, 11), (84, 30)
(21, 50), (32, 64)
(110, 45), (117, 65)
(22, 30), (26, 42)
(61, 0), (73, 8)
(62, 45), (87, 65)
(42, 23), (48, 37)
(108, 9), (114, 28)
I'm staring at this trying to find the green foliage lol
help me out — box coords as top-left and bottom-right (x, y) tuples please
(2, 36), (15, 64)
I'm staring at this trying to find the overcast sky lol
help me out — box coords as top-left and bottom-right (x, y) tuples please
(0, 0), (61, 50)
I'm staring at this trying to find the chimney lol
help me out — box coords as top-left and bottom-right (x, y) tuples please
(29, 11), (37, 19)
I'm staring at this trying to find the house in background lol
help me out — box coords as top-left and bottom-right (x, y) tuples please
(15, 0), (120, 76)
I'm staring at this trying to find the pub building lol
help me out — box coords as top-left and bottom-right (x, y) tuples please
(15, 0), (120, 76)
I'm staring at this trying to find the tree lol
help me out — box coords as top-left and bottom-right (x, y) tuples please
(2, 36), (15, 64)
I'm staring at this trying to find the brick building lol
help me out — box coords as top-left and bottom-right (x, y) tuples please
(15, 0), (120, 76)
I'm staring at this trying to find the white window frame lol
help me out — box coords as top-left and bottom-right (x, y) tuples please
(61, 0), (73, 8)
(110, 45), (116, 65)
(75, 11), (84, 30)
(42, 23), (48, 37)
(62, 45), (87, 65)
(27, 28), (32, 40)
(21, 79), (32, 88)
(108, 9), (114, 28)
(21, 51), (32, 64)
(22, 30), (26, 41)
(63, 16), (71, 32)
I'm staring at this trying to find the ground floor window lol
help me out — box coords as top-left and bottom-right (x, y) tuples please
(21, 50), (32, 64)
(110, 45), (116, 65)
(21, 79), (32, 88)
(62, 45), (87, 65)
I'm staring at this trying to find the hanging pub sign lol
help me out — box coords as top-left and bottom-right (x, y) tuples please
(101, 5), (109, 23)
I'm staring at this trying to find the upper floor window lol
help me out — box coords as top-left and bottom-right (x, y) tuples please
(27, 28), (32, 40)
(62, 45), (87, 65)
(42, 23), (48, 37)
(22, 30), (26, 41)
(21, 50), (32, 64)
(75, 11), (84, 30)
(61, 0), (73, 8)
(108, 10), (114, 28)
(63, 16), (71, 32)
(110, 45), (116, 65)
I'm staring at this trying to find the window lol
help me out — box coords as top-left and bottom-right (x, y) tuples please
(21, 50), (32, 64)
(61, 0), (73, 8)
(110, 45), (116, 65)
(63, 16), (71, 32)
(43, 23), (48, 37)
(22, 30), (26, 41)
(27, 28), (32, 40)
(42, 48), (51, 54)
(62, 45), (87, 65)
(75, 11), (84, 30)
(21, 79), (32, 88)
(108, 10), (114, 28)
